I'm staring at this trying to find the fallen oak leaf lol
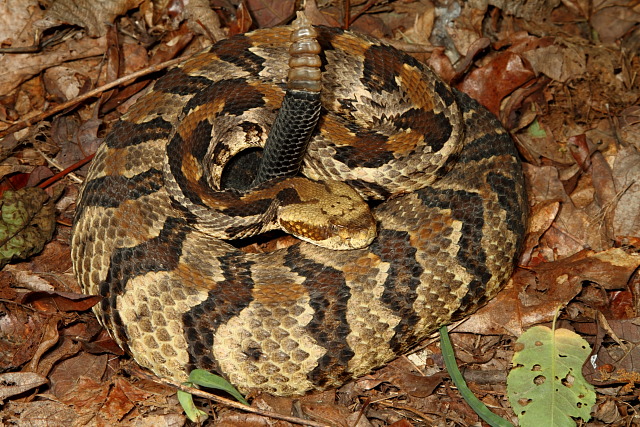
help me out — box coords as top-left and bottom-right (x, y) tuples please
(20, 290), (101, 313)
(0, 372), (48, 402)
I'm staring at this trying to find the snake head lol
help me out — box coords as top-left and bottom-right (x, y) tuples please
(276, 179), (377, 250)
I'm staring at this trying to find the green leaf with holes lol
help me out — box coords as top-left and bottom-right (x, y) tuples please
(0, 188), (55, 268)
(507, 325), (596, 427)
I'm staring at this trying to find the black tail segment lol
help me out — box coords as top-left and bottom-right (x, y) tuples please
(251, 13), (323, 188)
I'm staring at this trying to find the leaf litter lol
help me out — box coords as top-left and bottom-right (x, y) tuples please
(0, 0), (639, 425)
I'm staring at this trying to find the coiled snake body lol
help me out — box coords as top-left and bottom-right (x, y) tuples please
(72, 16), (527, 396)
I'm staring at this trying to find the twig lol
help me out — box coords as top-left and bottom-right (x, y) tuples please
(38, 153), (95, 189)
(0, 28), (75, 53)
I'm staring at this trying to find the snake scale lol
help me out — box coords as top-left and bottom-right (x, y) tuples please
(71, 15), (527, 396)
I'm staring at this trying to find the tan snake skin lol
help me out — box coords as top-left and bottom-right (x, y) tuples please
(71, 17), (527, 396)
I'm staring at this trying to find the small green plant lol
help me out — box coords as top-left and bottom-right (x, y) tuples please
(440, 326), (513, 427)
(178, 369), (249, 422)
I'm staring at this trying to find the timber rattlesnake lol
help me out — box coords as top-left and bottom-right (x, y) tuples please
(72, 14), (527, 396)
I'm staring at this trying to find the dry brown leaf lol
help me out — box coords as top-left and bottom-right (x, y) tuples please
(0, 372), (47, 401)
(522, 44), (587, 82)
(216, 411), (286, 426)
(350, 14), (392, 40)
(303, 0), (341, 27)
(476, 0), (562, 20)
(57, 375), (110, 424)
(13, 75), (46, 119)
(300, 401), (355, 426)
(0, 300), (47, 372)
(0, 35), (106, 99)
(183, 0), (226, 40)
(43, 66), (91, 102)
(6, 400), (77, 425)
(102, 27), (194, 115)
(543, 200), (608, 255)
(496, 32), (555, 54)
(585, 317), (640, 386)
(35, 337), (81, 378)
(247, 0), (295, 28)
(48, 115), (101, 171)
(3, 267), (54, 292)
(519, 201), (560, 266)
(44, 0), (143, 37)
(461, 248), (639, 335)
(569, 171), (596, 209)
(427, 48), (456, 83)
(590, 151), (617, 237)
(250, 393), (294, 417)
(517, 123), (574, 165)
(578, 249), (640, 289)
(457, 52), (535, 117)
(228, 2), (254, 36)
(0, 0), (41, 45)
(25, 316), (61, 374)
(590, 3), (640, 44)
(522, 163), (568, 204)
(619, 106), (640, 149)
(99, 377), (153, 423)
(394, 0), (436, 46)
(612, 147), (640, 240)
(457, 266), (581, 336)
(444, 3), (485, 60)
(592, 399), (621, 424)
(568, 134), (592, 171)
(22, 291), (101, 313)
(377, 367), (446, 398)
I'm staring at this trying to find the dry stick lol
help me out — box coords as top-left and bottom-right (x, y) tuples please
(130, 367), (330, 427)
(347, 0), (379, 27)
(38, 153), (95, 189)
(0, 56), (188, 139)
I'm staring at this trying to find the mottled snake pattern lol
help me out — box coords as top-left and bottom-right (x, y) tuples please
(72, 17), (527, 396)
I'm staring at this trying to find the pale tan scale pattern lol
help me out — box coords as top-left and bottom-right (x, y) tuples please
(414, 219), (472, 309)
(180, 48), (289, 188)
(377, 193), (474, 329)
(73, 194), (168, 291)
(177, 234), (229, 285)
(213, 292), (327, 395)
(119, 272), (209, 380)
(101, 140), (167, 179)
(249, 254), (307, 288)
(252, 45), (290, 84)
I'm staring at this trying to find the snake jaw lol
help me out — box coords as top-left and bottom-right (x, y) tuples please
(275, 179), (377, 250)
(277, 207), (376, 250)
(330, 219), (378, 250)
